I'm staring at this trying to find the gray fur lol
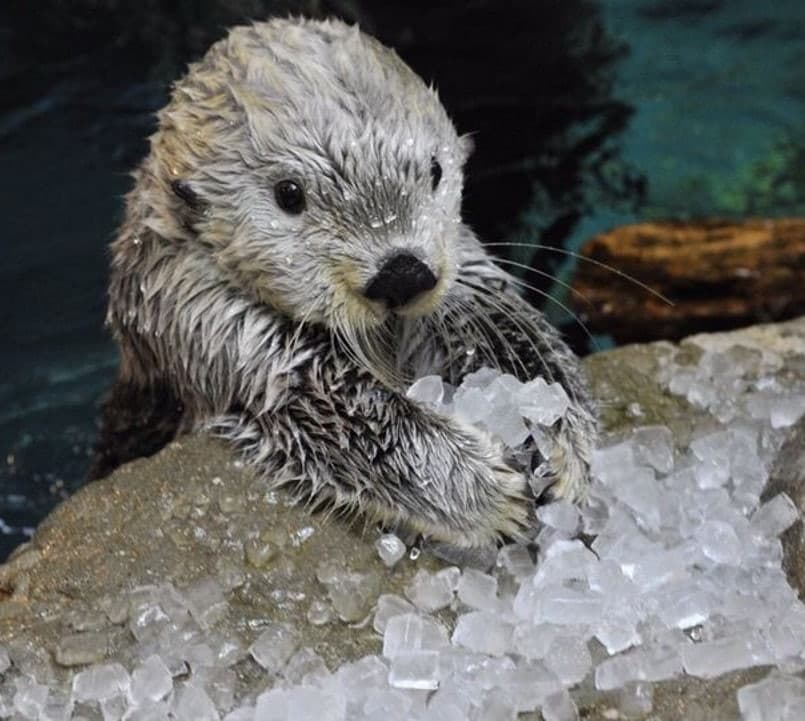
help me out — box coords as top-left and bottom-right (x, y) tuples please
(103, 17), (597, 547)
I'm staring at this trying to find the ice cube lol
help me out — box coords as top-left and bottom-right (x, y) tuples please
(375, 534), (407, 568)
(474, 688), (518, 721)
(632, 426), (674, 474)
(254, 687), (289, 721)
(532, 539), (597, 588)
(737, 672), (805, 721)
(519, 378), (570, 426)
(13, 678), (49, 719)
(382, 613), (448, 658)
(373, 594), (416, 634)
(182, 577), (227, 630)
(405, 569), (454, 612)
(40, 692), (77, 721)
(451, 611), (512, 657)
(690, 432), (732, 488)
(306, 599), (333, 626)
(536, 501), (581, 536)
(595, 646), (682, 690)
(512, 623), (560, 660)
(769, 394), (805, 429)
(249, 622), (300, 673)
(54, 631), (109, 667)
(543, 636), (592, 685)
(533, 586), (603, 626)
(285, 687), (346, 721)
(100, 693), (127, 721)
(590, 442), (636, 486)
(680, 633), (769, 678)
(454, 386), (488, 424)
(655, 584), (711, 629)
(362, 688), (414, 720)
(489, 408), (529, 448)
(502, 659), (564, 712)
(541, 689), (579, 721)
(695, 520), (743, 566)
(388, 651), (439, 691)
(617, 682), (653, 716)
(72, 662), (130, 702)
(172, 684), (219, 721)
(456, 569), (499, 611)
(462, 367), (501, 389)
(406, 376), (445, 408)
(750, 493), (800, 538)
(283, 647), (329, 684)
(130, 655), (173, 705)
(595, 620), (640, 655)
(326, 569), (380, 622)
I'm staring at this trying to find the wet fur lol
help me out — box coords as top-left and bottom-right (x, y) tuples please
(93, 18), (597, 547)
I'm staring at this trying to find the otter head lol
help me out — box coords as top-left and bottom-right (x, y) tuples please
(144, 18), (471, 380)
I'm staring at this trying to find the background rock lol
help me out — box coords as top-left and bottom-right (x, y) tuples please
(572, 218), (805, 344)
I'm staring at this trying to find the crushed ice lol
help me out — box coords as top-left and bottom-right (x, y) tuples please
(0, 342), (804, 720)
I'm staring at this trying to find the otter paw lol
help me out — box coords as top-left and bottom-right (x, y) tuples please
(532, 424), (592, 504)
(485, 462), (535, 541)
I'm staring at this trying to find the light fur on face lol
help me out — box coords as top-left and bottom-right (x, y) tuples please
(140, 18), (471, 386)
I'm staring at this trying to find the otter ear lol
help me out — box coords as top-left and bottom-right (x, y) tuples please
(458, 133), (475, 165)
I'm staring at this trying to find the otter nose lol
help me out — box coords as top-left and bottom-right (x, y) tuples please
(364, 253), (438, 309)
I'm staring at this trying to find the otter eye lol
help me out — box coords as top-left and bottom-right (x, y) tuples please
(274, 179), (306, 214)
(430, 156), (442, 191)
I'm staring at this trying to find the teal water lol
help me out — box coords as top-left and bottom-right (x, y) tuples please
(540, 0), (805, 324)
(1, 0), (803, 558)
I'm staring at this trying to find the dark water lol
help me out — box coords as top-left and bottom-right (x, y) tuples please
(1, 0), (803, 559)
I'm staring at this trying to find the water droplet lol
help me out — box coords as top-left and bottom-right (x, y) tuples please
(132, 236), (141, 246)
(383, 212), (398, 225)
(369, 217), (383, 229)
(465, 347), (476, 357)
(409, 547), (421, 561)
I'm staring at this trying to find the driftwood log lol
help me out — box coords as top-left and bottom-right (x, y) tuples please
(570, 218), (805, 344)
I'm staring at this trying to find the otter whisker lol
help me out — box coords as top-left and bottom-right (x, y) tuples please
(489, 256), (596, 308)
(443, 294), (512, 374)
(474, 268), (600, 352)
(453, 282), (537, 381)
(448, 293), (522, 375)
(481, 241), (674, 307)
(456, 278), (555, 382)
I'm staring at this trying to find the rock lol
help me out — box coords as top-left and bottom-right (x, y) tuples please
(0, 317), (803, 719)
(762, 418), (805, 600)
(0, 436), (444, 691)
(572, 219), (805, 343)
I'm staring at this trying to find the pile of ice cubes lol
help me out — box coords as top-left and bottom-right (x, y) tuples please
(0, 341), (803, 720)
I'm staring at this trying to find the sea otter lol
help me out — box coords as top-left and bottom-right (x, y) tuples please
(91, 17), (597, 547)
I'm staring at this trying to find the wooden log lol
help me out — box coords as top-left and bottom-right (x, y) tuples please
(570, 218), (805, 344)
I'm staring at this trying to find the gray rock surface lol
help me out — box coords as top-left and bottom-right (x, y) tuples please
(763, 417), (805, 601)
(0, 317), (803, 718)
